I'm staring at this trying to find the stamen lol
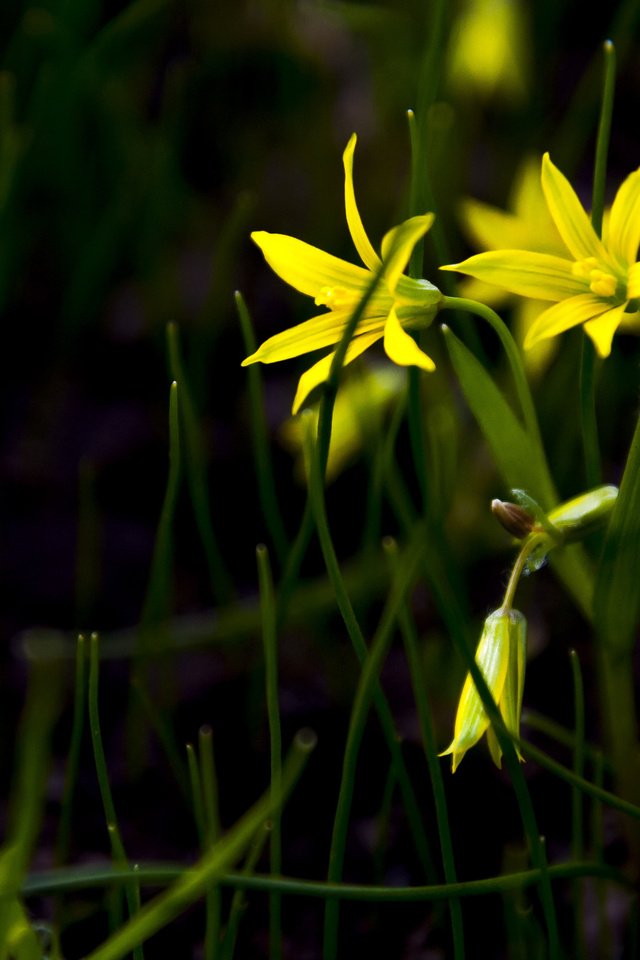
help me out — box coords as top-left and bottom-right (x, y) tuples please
(314, 285), (352, 308)
(571, 259), (620, 299)
(588, 271), (617, 298)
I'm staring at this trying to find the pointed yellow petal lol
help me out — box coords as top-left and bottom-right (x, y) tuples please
(486, 725), (502, 768)
(251, 231), (371, 299)
(342, 134), (381, 272)
(441, 250), (583, 300)
(290, 332), (382, 414)
(607, 168), (640, 266)
(524, 294), (611, 350)
(383, 307), (435, 371)
(498, 610), (527, 762)
(242, 309), (386, 365)
(541, 153), (607, 262)
(515, 299), (558, 377)
(439, 668), (492, 772)
(380, 214), (435, 292)
(583, 302), (628, 357)
(439, 611), (510, 771)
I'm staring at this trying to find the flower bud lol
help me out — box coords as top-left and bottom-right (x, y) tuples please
(440, 608), (527, 772)
(491, 499), (536, 539)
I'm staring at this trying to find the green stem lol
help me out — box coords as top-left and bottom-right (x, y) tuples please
(139, 381), (181, 634)
(257, 544), (283, 960)
(590, 40), (616, 237)
(386, 539), (465, 959)
(25, 860), (632, 902)
(55, 635), (88, 867)
(235, 292), (289, 566)
(501, 534), (547, 611)
(88, 634), (144, 958)
(82, 731), (316, 960)
(166, 321), (234, 603)
(301, 418), (434, 885)
(276, 265), (387, 627)
(441, 296), (543, 456)
(579, 42), (615, 489)
(446, 630), (560, 957)
(318, 527), (429, 960)
(570, 650), (587, 960)
(579, 338), (602, 488)
(199, 726), (222, 960)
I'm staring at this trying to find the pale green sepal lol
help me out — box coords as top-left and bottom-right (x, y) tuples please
(251, 231), (372, 299)
(524, 294), (612, 350)
(547, 484), (618, 539)
(440, 609), (511, 772)
(541, 153), (608, 262)
(291, 332), (382, 414)
(342, 134), (381, 272)
(607, 166), (640, 267)
(441, 250), (583, 301)
(380, 214), (435, 292)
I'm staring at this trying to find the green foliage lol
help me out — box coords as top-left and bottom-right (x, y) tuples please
(3, 1), (640, 958)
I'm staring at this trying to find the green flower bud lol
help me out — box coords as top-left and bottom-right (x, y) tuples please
(547, 484), (618, 542)
(440, 608), (527, 772)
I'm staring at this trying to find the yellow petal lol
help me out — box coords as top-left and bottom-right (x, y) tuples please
(441, 250), (583, 300)
(380, 214), (435, 292)
(251, 231), (372, 299)
(439, 669), (492, 772)
(440, 611), (511, 772)
(460, 198), (531, 252)
(290, 332), (382, 414)
(627, 261), (640, 299)
(498, 611), (527, 754)
(541, 153), (607, 262)
(383, 307), (435, 371)
(583, 302), (628, 357)
(607, 168), (640, 266)
(515, 298), (558, 377)
(343, 134), (381, 272)
(242, 308), (386, 365)
(524, 293), (611, 350)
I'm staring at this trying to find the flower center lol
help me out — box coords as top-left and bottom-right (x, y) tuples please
(572, 257), (621, 299)
(315, 285), (356, 309)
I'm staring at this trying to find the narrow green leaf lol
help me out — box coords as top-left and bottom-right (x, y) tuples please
(593, 410), (640, 650)
(82, 731), (316, 960)
(443, 324), (594, 620)
(442, 324), (554, 506)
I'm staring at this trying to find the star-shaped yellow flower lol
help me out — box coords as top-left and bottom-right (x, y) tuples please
(243, 135), (442, 413)
(456, 157), (565, 374)
(442, 153), (640, 357)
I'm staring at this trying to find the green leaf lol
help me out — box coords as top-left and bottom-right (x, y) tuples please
(443, 325), (594, 619)
(442, 325), (555, 507)
(593, 411), (640, 651)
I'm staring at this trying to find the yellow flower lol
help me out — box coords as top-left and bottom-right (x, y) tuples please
(242, 135), (442, 413)
(440, 608), (527, 772)
(447, 0), (529, 103)
(456, 157), (565, 374)
(280, 364), (404, 483)
(442, 153), (640, 357)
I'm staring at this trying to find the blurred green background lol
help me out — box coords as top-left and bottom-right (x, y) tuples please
(2, 1), (640, 956)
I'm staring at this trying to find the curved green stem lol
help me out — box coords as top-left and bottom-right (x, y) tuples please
(441, 296), (542, 452)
